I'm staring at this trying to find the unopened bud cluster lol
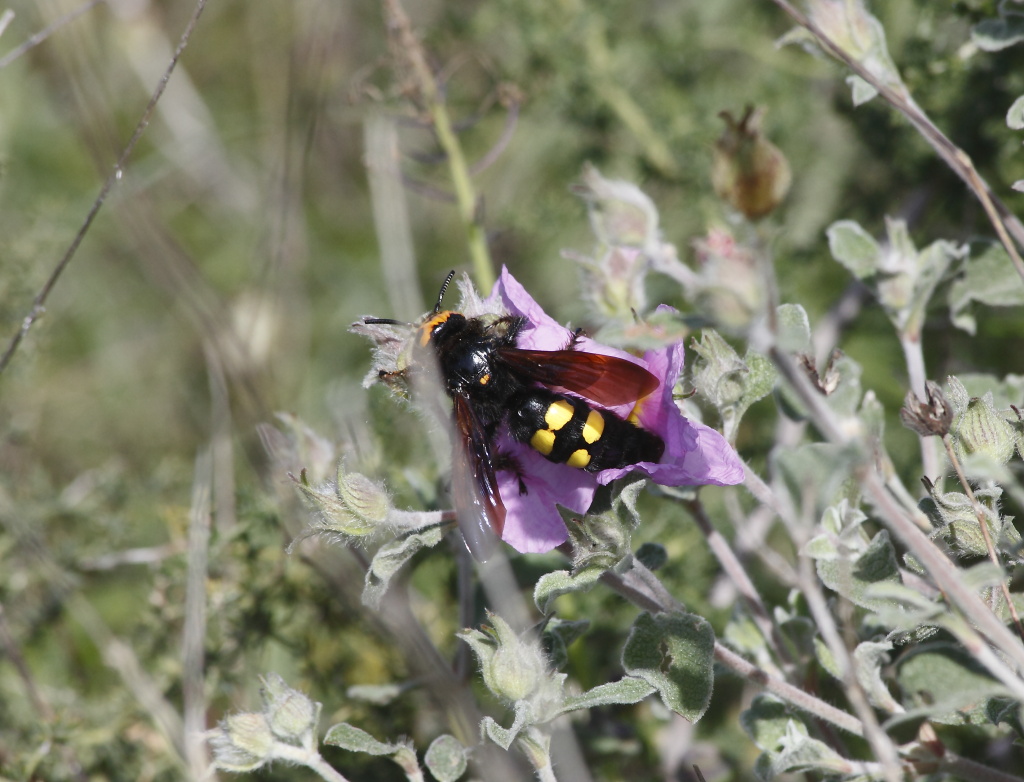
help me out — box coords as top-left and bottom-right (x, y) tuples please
(459, 613), (567, 721)
(950, 394), (1018, 465)
(294, 461), (393, 538)
(208, 674), (321, 773)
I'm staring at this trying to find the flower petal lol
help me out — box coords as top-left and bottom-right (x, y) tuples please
(496, 440), (597, 553)
(485, 268), (743, 552)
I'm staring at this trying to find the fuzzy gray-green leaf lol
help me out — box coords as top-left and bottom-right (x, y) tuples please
(740, 694), (804, 751)
(775, 303), (811, 354)
(622, 611), (715, 721)
(324, 722), (397, 755)
(424, 734), (468, 782)
(559, 676), (657, 714)
(949, 245), (1024, 335)
(897, 643), (1008, 725)
(852, 641), (902, 713)
(827, 220), (879, 279)
(363, 524), (446, 609)
(534, 567), (604, 615)
(815, 530), (901, 612)
(973, 14), (1024, 52)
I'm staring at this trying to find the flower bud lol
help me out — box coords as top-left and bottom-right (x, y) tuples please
(919, 482), (1007, 558)
(711, 107), (791, 220)
(293, 462), (392, 538)
(951, 395), (1017, 464)
(482, 615), (547, 703)
(260, 674), (319, 743)
(458, 613), (559, 709)
(575, 246), (649, 323)
(691, 228), (763, 329)
(209, 713), (274, 772)
(337, 465), (392, 525)
(899, 381), (953, 437)
(571, 162), (661, 252)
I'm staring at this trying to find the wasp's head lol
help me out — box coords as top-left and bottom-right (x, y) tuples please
(416, 310), (468, 349)
(352, 272), (499, 393)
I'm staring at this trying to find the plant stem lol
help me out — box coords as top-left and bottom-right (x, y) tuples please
(273, 744), (350, 782)
(382, 0), (494, 292)
(0, 0), (211, 378)
(899, 333), (941, 482)
(684, 497), (792, 668)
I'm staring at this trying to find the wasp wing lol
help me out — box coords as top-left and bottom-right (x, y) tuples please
(451, 394), (506, 561)
(497, 348), (660, 407)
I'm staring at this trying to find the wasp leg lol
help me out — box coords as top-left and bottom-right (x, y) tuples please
(493, 451), (528, 495)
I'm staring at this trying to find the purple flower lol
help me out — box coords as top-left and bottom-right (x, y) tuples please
(487, 268), (744, 554)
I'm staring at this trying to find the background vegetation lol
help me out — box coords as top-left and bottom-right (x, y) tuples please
(3, 0), (1024, 780)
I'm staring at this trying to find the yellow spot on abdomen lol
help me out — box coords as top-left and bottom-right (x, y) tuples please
(582, 410), (604, 444)
(530, 429), (555, 456)
(544, 400), (575, 431)
(567, 449), (591, 468)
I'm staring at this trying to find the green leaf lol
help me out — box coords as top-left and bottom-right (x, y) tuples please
(635, 542), (667, 571)
(690, 329), (776, 441)
(822, 353), (863, 418)
(813, 638), (842, 680)
(897, 642), (1008, 725)
(826, 220), (879, 279)
(691, 329), (747, 409)
(906, 235), (967, 336)
(739, 350), (778, 411)
(724, 615), (768, 658)
(481, 702), (531, 750)
(852, 641), (901, 713)
(955, 372), (1024, 412)
(1009, 96), (1024, 130)
(740, 694), (804, 752)
(948, 244), (1024, 335)
(765, 722), (848, 778)
(775, 303), (811, 354)
(346, 683), (405, 706)
(863, 581), (945, 632)
(846, 75), (878, 106)
(324, 723), (397, 755)
(773, 443), (859, 522)
(612, 474), (648, 527)
(815, 530), (901, 612)
(621, 611), (715, 721)
(534, 567), (604, 615)
(559, 676), (657, 714)
(363, 524), (445, 609)
(424, 735), (468, 782)
(973, 13), (1024, 52)
(542, 618), (590, 669)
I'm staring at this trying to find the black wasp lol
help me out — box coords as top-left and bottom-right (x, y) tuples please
(364, 271), (664, 559)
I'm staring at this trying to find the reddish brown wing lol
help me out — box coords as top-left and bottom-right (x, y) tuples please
(451, 394), (505, 561)
(498, 348), (660, 407)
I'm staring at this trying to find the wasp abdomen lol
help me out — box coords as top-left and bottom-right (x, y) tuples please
(508, 388), (664, 472)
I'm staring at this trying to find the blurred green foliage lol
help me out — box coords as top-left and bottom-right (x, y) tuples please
(2, 0), (1024, 779)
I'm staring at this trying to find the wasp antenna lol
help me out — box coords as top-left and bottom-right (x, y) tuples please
(363, 317), (409, 326)
(434, 270), (456, 314)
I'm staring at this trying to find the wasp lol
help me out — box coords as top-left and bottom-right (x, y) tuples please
(363, 271), (664, 559)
